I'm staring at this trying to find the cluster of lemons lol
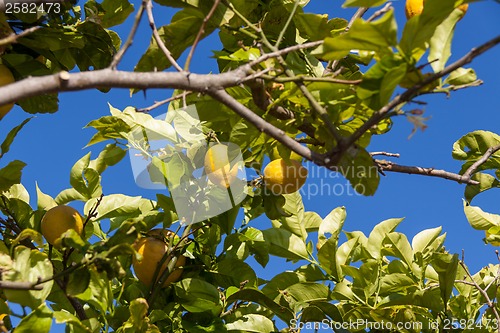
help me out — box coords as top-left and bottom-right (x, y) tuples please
(39, 146), (309, 287)
(40, 205), (185, 287)
(204, 144), (308, 195)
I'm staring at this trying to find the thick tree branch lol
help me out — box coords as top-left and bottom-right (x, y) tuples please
(341, 34), (500, 153)
(0, 68), (249, 106)
(0, 280), (42, 291)
(208, 88), (323, 162)
(0, 40), (324, 107)
(375, 159), (479, 185)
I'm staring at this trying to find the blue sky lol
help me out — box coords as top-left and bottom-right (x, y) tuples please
(1, 0), (500, 331)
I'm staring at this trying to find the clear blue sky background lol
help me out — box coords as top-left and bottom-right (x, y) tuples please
(1, 0), (500, 331)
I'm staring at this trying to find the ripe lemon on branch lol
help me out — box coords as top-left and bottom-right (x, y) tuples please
(132, 229), (186, 287)
(263, 158), (308, 195)
(40, 205), (84, 248)
(0, 64), (14, 120)
(405, 0), (468, 19)
(204, 144), (239, 188)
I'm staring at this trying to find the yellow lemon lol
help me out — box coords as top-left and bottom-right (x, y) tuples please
(204, 144), (239, 188)
(263, 158), (308, 195)
(132, 229), (186, 287)
(0, 65), (14, 120)
(40, 205), (84, 248)
(405, 0), (468, 19)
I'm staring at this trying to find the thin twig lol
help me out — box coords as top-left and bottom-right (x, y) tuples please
(254, 32), (343, 143)
(375, 159), (479, 185)
(341, 34), (500, 155)
(459, 260), (500, 332)
(327, 7), (369, 73)
(247, 40), (323, 68)
(0, 26), (40, 47)
(366, 2), (393, 22)
(261, 74), (362, 85)
(145, 0), (183, 72)
(110, 0), (146, 69)
(275, 0), (300, 48)
(184, 0), (221, 71)
(136, 91), (193, 113)
(461, 144), (500, 179)
(370, 151), (400, 158)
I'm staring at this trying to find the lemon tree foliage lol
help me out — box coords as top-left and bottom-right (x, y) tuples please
(0, 0), (499, 332)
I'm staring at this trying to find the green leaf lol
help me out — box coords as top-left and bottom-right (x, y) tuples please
(84, 0), (134, 29)
(0, 160), (26, 192)
(378, 274), (417, 295)
(66, 268), (91, 296)
(175, 278), (223, 314)
(225, 314), (275, 333)
(17, 94), (59, 115)
(411, 226), (443, 254)
(226, 288), (294, 323)
(428, 9), (463, 72)
(399, 0), (465, 60)
(331, 280), (355, 301)
(3, 183), (30, 203)
(357, 55), (407, 110)
(465, 173), (500, 203)
(317, 207), (346, 250)
(315, 9), (397, 60)
(343, 0), (387, 7)
(135, 7), (214, 72)
(338, 147), (380, 196)
(285, 282), (330, 308)
(15, 303), (52, 333)
(366, 218), (404, 259)
(76, 268), (112, 313)
(384, 232), (414, 268)
(215, 258), (258, 288)
(85, 116), (131, 146)
(36, 183), (57, 210)
(452, 130), (500, 173)
(88, 143), (126, 174)
(294, 13), (332, 41)
(432, 252), (458, 309)
(302, 211), (323, 232)
(85, 194), (148, 222)
(464, 201), (500, 230)
(55, 188), (87, 205)
(317, 207), (346, 281)
(262, 228), (309, 261)
(53, 311), (90, 332)
(0, 118), (31, 159)
(2, 247), (53, 308)
(444, 67), (478, 86)
(70, 153), (91, 195)
(278, 192), (307, 240)
(72, 21), (116, 70)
